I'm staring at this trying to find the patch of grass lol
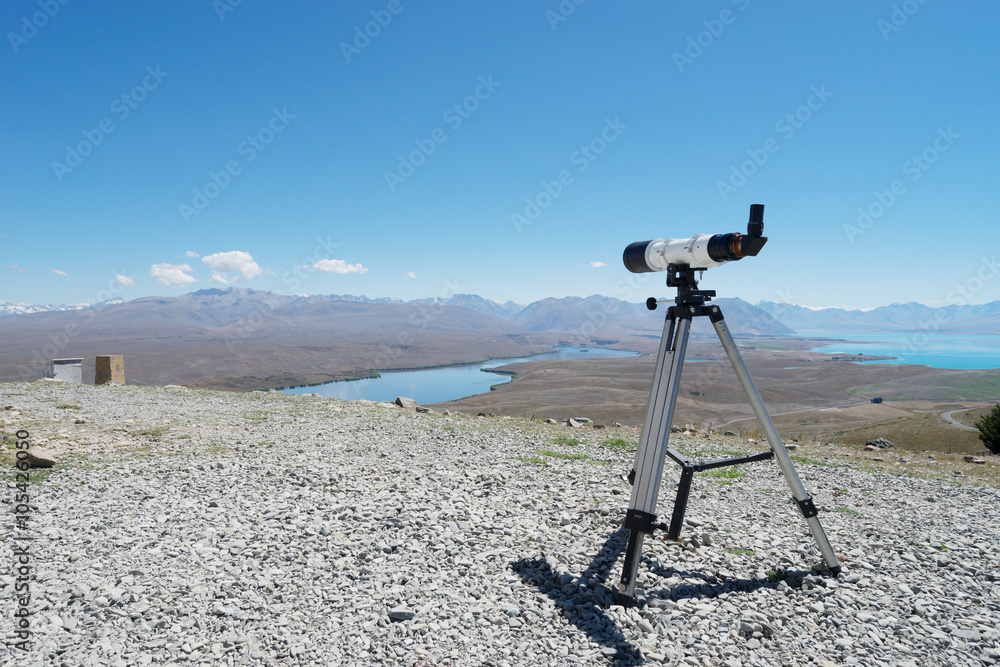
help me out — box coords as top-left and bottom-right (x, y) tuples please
(56, 404), (81, 410)
(538, 449), (590, 461)
(26, 468), (54, 485)
(256, 441), (271, 447)
(585, 459), (613, 466)
(766, 568), (788, 582)
(176, 435), (192, 440)
(704, 467), (746, 479)
(933, 543), (949, 552)
(517, 455), (547, 465)
(835, 507), (859, 515)
(551, 436), (583, 446)
(791, 455), (840, 468)
(122, 444), (154, 458)
(601, 438), (634, 451)
(134, 426), (170, 437)
(725, 547), (755, 556)
(1, 467), (56, 485)
(192, 443), (229, 456)
(243, 410), (270, 422)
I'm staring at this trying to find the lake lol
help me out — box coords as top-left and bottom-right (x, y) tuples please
(281, 347), (640, 404)
(805, 333), (1000, 370)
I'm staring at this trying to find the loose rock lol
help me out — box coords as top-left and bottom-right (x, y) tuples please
(0, 381), (996, 667)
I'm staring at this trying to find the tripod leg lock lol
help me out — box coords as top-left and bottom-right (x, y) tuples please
(624, 509), (659, 534)
(795, 496), (819, 519)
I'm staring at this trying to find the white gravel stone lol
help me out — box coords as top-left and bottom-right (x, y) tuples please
(1, 381), (998, 666)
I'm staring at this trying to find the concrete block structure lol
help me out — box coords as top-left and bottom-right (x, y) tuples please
(45, 358), (83, 383)
(95, 355), (125, 385)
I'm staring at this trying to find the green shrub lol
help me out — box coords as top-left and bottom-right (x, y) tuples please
(974, 403), (1000, 454)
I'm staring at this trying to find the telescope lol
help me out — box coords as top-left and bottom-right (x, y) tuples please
(612, 202), (841, 607)
(623, 203), (767, 272)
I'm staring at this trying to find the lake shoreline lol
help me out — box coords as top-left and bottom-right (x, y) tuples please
(800, 332), (1000, 371)
(279, 346), (640, 403)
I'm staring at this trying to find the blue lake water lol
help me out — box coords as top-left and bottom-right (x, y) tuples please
(281, 347), (640, 404)
(804, 333), (1000, 370)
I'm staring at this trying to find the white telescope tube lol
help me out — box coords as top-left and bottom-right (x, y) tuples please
(643, 234), (731, 270)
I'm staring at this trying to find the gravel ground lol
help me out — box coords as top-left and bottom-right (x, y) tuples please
(1, 381), (998, 666)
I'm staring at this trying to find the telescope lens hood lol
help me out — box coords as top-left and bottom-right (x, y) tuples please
(623, 240), (656, 273)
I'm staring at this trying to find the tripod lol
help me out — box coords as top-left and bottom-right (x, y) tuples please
(615, 264), (841, 605)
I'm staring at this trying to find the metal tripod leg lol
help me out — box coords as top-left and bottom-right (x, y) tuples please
(708, 307), (842, 574)
(616, 309), (691, 603)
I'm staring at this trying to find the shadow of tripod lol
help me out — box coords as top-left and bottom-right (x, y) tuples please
(511, 525), (804, 665)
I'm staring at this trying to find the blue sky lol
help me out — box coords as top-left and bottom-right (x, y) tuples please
(2, 1), (998, 310)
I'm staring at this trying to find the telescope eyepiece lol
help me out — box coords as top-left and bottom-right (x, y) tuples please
(747, 203), (764, 237)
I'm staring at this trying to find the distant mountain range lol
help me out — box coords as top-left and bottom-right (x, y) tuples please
(756, 301), (1000, 334)
(0, 297), (123, 317)
(5, 289), (997, 335)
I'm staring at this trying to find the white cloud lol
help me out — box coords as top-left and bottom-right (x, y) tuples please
(151, 263), (197, 286)
(202, 250), (263, 284)
(11, 265), (24, 272)
(115, 274), (136, 287)
(52, 269), (68, 276)
(590, 261), (607, 268)
(313, 259), (368, 275)
(185, 250), (200, 258)
(406, 271), (417, 279)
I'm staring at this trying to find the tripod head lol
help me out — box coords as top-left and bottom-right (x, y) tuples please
(644, 264), (716, 312)
(623, 204), (767, 273)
